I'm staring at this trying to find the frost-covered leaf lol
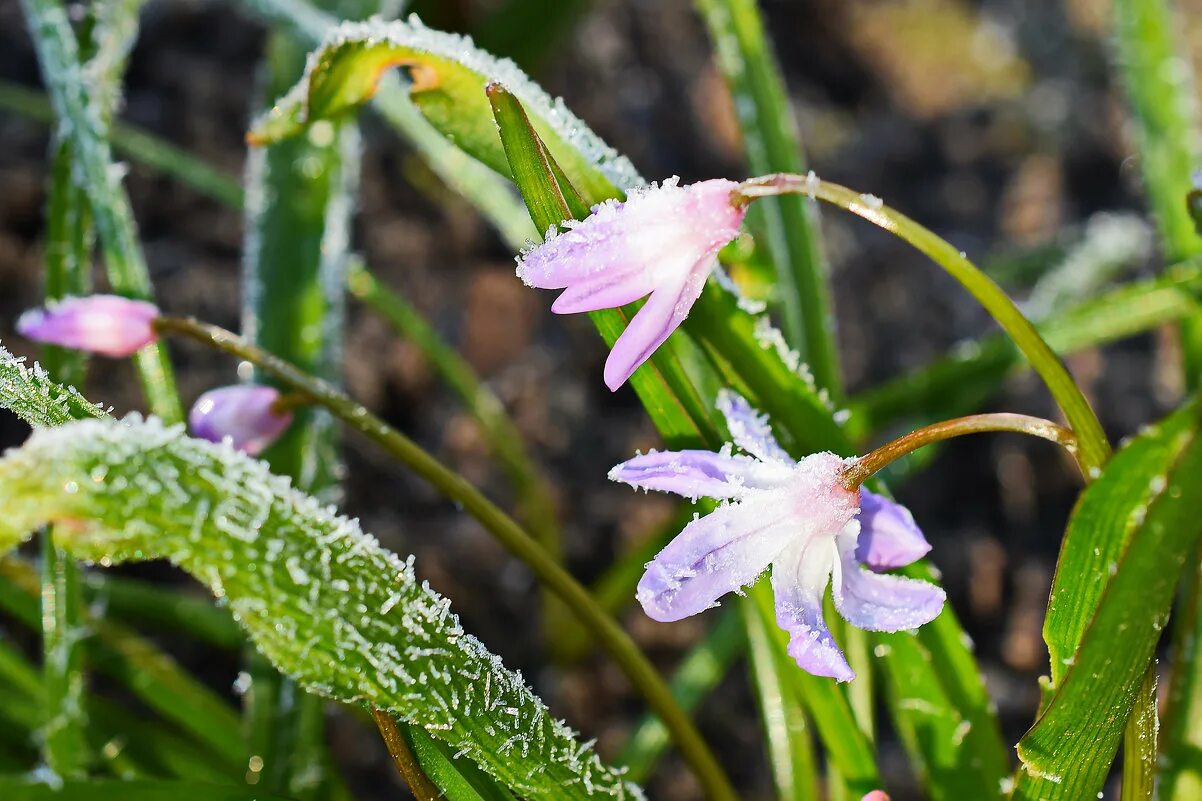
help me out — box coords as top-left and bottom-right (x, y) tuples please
(0, 343), (107, 427)
(0, 416), (641, 801)
(248, 15), (640, 203)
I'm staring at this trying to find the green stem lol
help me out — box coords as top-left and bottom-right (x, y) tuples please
(736, 173), (1112, 474)
(153, 315), (737, 801)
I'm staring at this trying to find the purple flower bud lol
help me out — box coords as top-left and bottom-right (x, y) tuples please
(189, 385), (293, 456)
(855, 489), (932, 571)
(516, 178), (746, 391)
(17, 295), (159, 357)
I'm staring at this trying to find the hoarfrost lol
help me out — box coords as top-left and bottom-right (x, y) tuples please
(0, 416), (642, 800)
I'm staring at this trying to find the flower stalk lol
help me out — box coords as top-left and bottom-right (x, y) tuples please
(841, 413), (1080, 489)
(734, 173), (1112, 474)
(151, 315), (738, 801)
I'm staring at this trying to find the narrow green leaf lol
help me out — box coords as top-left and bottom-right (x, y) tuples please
(0, 417), (640, 801)
(1122, 667), (1158, 801)
(739, 598), (818, 801)
(19, 0), (181, 422)
(1015, 399), (1202, 799)
(693, 0), (838, 391)
(406, 724), (518, 801)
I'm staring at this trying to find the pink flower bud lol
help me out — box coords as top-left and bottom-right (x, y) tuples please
(17, 295), (160, 357)
(862, 792), (891, 801)
(189, 385), (293, 456)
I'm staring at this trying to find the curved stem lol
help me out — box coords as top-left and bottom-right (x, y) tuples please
(735, 173), (1112, 474)
(153, 315), (737, 801)
(841, 413), (1080, 488)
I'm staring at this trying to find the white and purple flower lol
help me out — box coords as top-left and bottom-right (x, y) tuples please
(189, 385), (293, 456)
(610, 390), (944, 681)
(516, 178), (746, 391)
(17, 294), (159, 357)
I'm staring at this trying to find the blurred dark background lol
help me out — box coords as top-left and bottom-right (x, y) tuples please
(0, 0), (1196, 798)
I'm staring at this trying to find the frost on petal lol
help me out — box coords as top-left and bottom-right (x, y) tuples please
(608, 448), (789, 500)
(16, 295), (159, 358)
(833, 532), (945, 632)
(771, 538), (853, 682)
(189, 385), (293, 456)
(855, 489), (932, 571)
(637, 494), (793, 622)
(603, 262), (709, 391)
(716, 389), (791, 464)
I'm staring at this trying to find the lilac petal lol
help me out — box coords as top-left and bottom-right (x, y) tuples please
(855, 489), (932, 571)
(608, 448), (788, 500)
(189, 385), (293, 456)
(550, 265), (659, 314)
(637, 494), (793, 622)
(603, 263), (709, 391)
(17, 295), (159, 358)
(771, 539), (854, 682)
(715, 389), (791, 464)
(834, 534), (945, 632)
(861, 793), (891, 801)
(516, 178), (745, 290)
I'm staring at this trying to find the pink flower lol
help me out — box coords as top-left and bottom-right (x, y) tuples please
(516, 178), (746, 391)
(610, 390), (944, 681)
(861, 792), (891, 801)
(189, 385), (293, 456)
(17, 295), (159, 357)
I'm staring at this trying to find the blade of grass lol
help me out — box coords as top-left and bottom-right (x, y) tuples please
(0, 779), (301, 801)
(693, 0), (838, 392)
(1113, 2), (1202, 795)
(738, 599), (818, 800)
(19, 0), (181, 422)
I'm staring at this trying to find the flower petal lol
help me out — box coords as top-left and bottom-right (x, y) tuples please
(855, 489), (932, 571)
(834, 533), (945, 632)
(608, 448), (789, 500)
(550, 264), (659, 314)
(17, 295), (159, 358)
(771, 538), (854, 682)
(189, 385), (293, 456)
(716, 389), (791, 464)
(603, 263), (710, 391)
(637, 493), (793, 622)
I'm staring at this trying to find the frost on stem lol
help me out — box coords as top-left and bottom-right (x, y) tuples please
(0, 416), (641, 800)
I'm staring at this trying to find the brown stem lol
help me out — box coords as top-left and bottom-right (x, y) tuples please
(841, 413), (1079, 489)
(371, 709), (441, 801)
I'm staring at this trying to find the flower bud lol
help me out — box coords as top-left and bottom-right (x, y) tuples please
(189, 385), (293, 456)
(17, 295), (159, 357)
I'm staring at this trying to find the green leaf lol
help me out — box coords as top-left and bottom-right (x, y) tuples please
(406, 724), (518, 801)
(0, 780), (299, 801)
(0, 343), (107, 426)
(1014, 399), (1202, 799)
(248, 16), (640, 202)
(0, 417), (639, 801)
(739, 598), (818, 801)
(693, 0), (838, 391)
(20, 0), (181, 422)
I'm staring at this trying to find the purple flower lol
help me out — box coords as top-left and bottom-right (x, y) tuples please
(189, 385), (293, 456)
(610, 390), (944, 682)
(17, 295), (159, 357)
(516, 178), (746, 391)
